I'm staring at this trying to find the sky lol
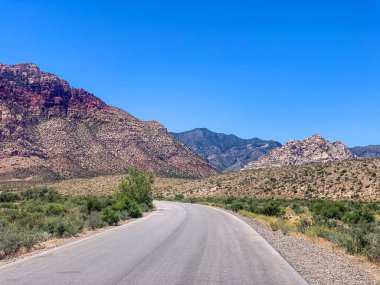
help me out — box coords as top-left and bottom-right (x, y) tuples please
(1, 0), (379, 146)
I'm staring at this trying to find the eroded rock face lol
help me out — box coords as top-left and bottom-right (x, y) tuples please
(244, 134), (356, 170)
(0, 63), (217, 180)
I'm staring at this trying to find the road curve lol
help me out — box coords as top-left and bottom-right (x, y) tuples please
(0, 201), (307, 285)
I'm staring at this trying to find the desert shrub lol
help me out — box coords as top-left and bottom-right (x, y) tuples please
(0, 226), (48, 257)
(174, 194), (185, 200)
(231, 200), (245, 212)
(221, 196), (236, 205)
(311, 201), (347, 221)
(17, 212), (45, 230)
(291, 202), (306, 214)
(139, 202), (151, 213)
(128, 201), (142, 218)
(297, 217), (312, 233)
(119, 211), (130, 221)
(304, 225), (333, 239)
(118, 167), (153, 208)
(0, 227), (21, 256)
(0, 191), (20, 202)
(0, 208), (20, 223)
(23, 200), (45, 213)
(43, 217), (81, 237)
(365, 232), (380, 262)
(46, 203), (66, 215)
(101, 208), (120, 225)
(112, 200), (126, 212)
(22, 188), (62, 203)
(87, 212), (103, 229)
(257, 201), (284, 217)
(343, 209), (374, 224)
(86, 196), (102, 213)
(17, 230), (49, 249)
(0, 170), (155, 260)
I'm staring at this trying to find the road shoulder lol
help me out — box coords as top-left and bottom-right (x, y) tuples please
(222, 207), (380, 285)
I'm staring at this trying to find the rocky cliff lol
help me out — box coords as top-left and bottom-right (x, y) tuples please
(244, 134), (356, 170)
(170, 128), (281, 172)
(0, 63), (217, 181)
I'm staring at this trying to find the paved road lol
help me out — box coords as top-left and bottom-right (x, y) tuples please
(0, 201), (307, 285)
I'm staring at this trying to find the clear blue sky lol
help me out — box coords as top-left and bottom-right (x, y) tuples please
(1, 0), (379, 146)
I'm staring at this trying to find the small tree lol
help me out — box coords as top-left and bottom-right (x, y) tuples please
(118, 167), (154, 209)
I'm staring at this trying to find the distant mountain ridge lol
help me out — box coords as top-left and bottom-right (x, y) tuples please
(244, 134), (356, 170)
(0, 63), (217, 181)
(350, 145), (380, 158)
(170, 128), (281, 172)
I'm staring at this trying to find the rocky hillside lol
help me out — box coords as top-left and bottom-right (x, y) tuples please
(244, 134), (356, 170)
(170, 128), (281, 172)
(0, 63), (217, 181)
(154, 158), (380, 201)
(350, 145), (380, 158)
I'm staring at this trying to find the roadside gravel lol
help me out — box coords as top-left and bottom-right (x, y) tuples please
(227, 210), (380, 285)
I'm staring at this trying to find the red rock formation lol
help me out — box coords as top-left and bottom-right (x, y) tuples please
(0, 63), (217, 180)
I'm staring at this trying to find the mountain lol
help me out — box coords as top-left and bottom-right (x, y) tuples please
(244, 134), (356, 170)
(170, 128), (281, 172)
(350, 145), (380, 158)
(0, 63), (217, 181)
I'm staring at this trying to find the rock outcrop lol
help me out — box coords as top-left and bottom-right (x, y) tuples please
(0, 63), (217, 180)
(170, 128), (281, 172)
(244, 134), (356, 170)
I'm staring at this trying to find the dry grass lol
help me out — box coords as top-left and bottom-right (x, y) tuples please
(0, 174), (124, 195)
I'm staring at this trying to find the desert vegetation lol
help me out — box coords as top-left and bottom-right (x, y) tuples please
(0, 167), (153, 259)
(154, 158), (380, 201)
(166, 195), (380, 263)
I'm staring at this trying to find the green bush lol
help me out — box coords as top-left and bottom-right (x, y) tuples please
(343, 209), (374, 224)
(119, 167), (153, 208)
(174, 194), (185, 200)
(1, 208), (20, 222)
(311, 201), (347, 221)
(0, 191), (20, 202)
(22, 188), (62, 202)
(43, 217), (81, 237)
(257, 201), (284, 217)
(231, 201), (245, 212)
(101, 208), (120, 225)
(128, 201), (142, 218)
(86, 196), (102, 213)
(17, 212), (45, 230)
(0, 168), (157, 260)
(46, 203), (66, 215)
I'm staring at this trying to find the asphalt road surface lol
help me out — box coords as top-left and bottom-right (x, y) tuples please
(0, 201), (308, 285)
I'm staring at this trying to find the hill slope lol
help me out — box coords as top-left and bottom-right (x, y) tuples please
(170, 128), (281, 172)
(153, 158), (380, 201)
(350, 145), (380, 158)
(244, 134), (355, 170)
(0, 63), (217, 181)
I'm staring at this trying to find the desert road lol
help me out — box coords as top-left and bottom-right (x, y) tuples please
(0, 201), (307, 285)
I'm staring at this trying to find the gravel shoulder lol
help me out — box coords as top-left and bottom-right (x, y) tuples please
(224, 208), (380, 285)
